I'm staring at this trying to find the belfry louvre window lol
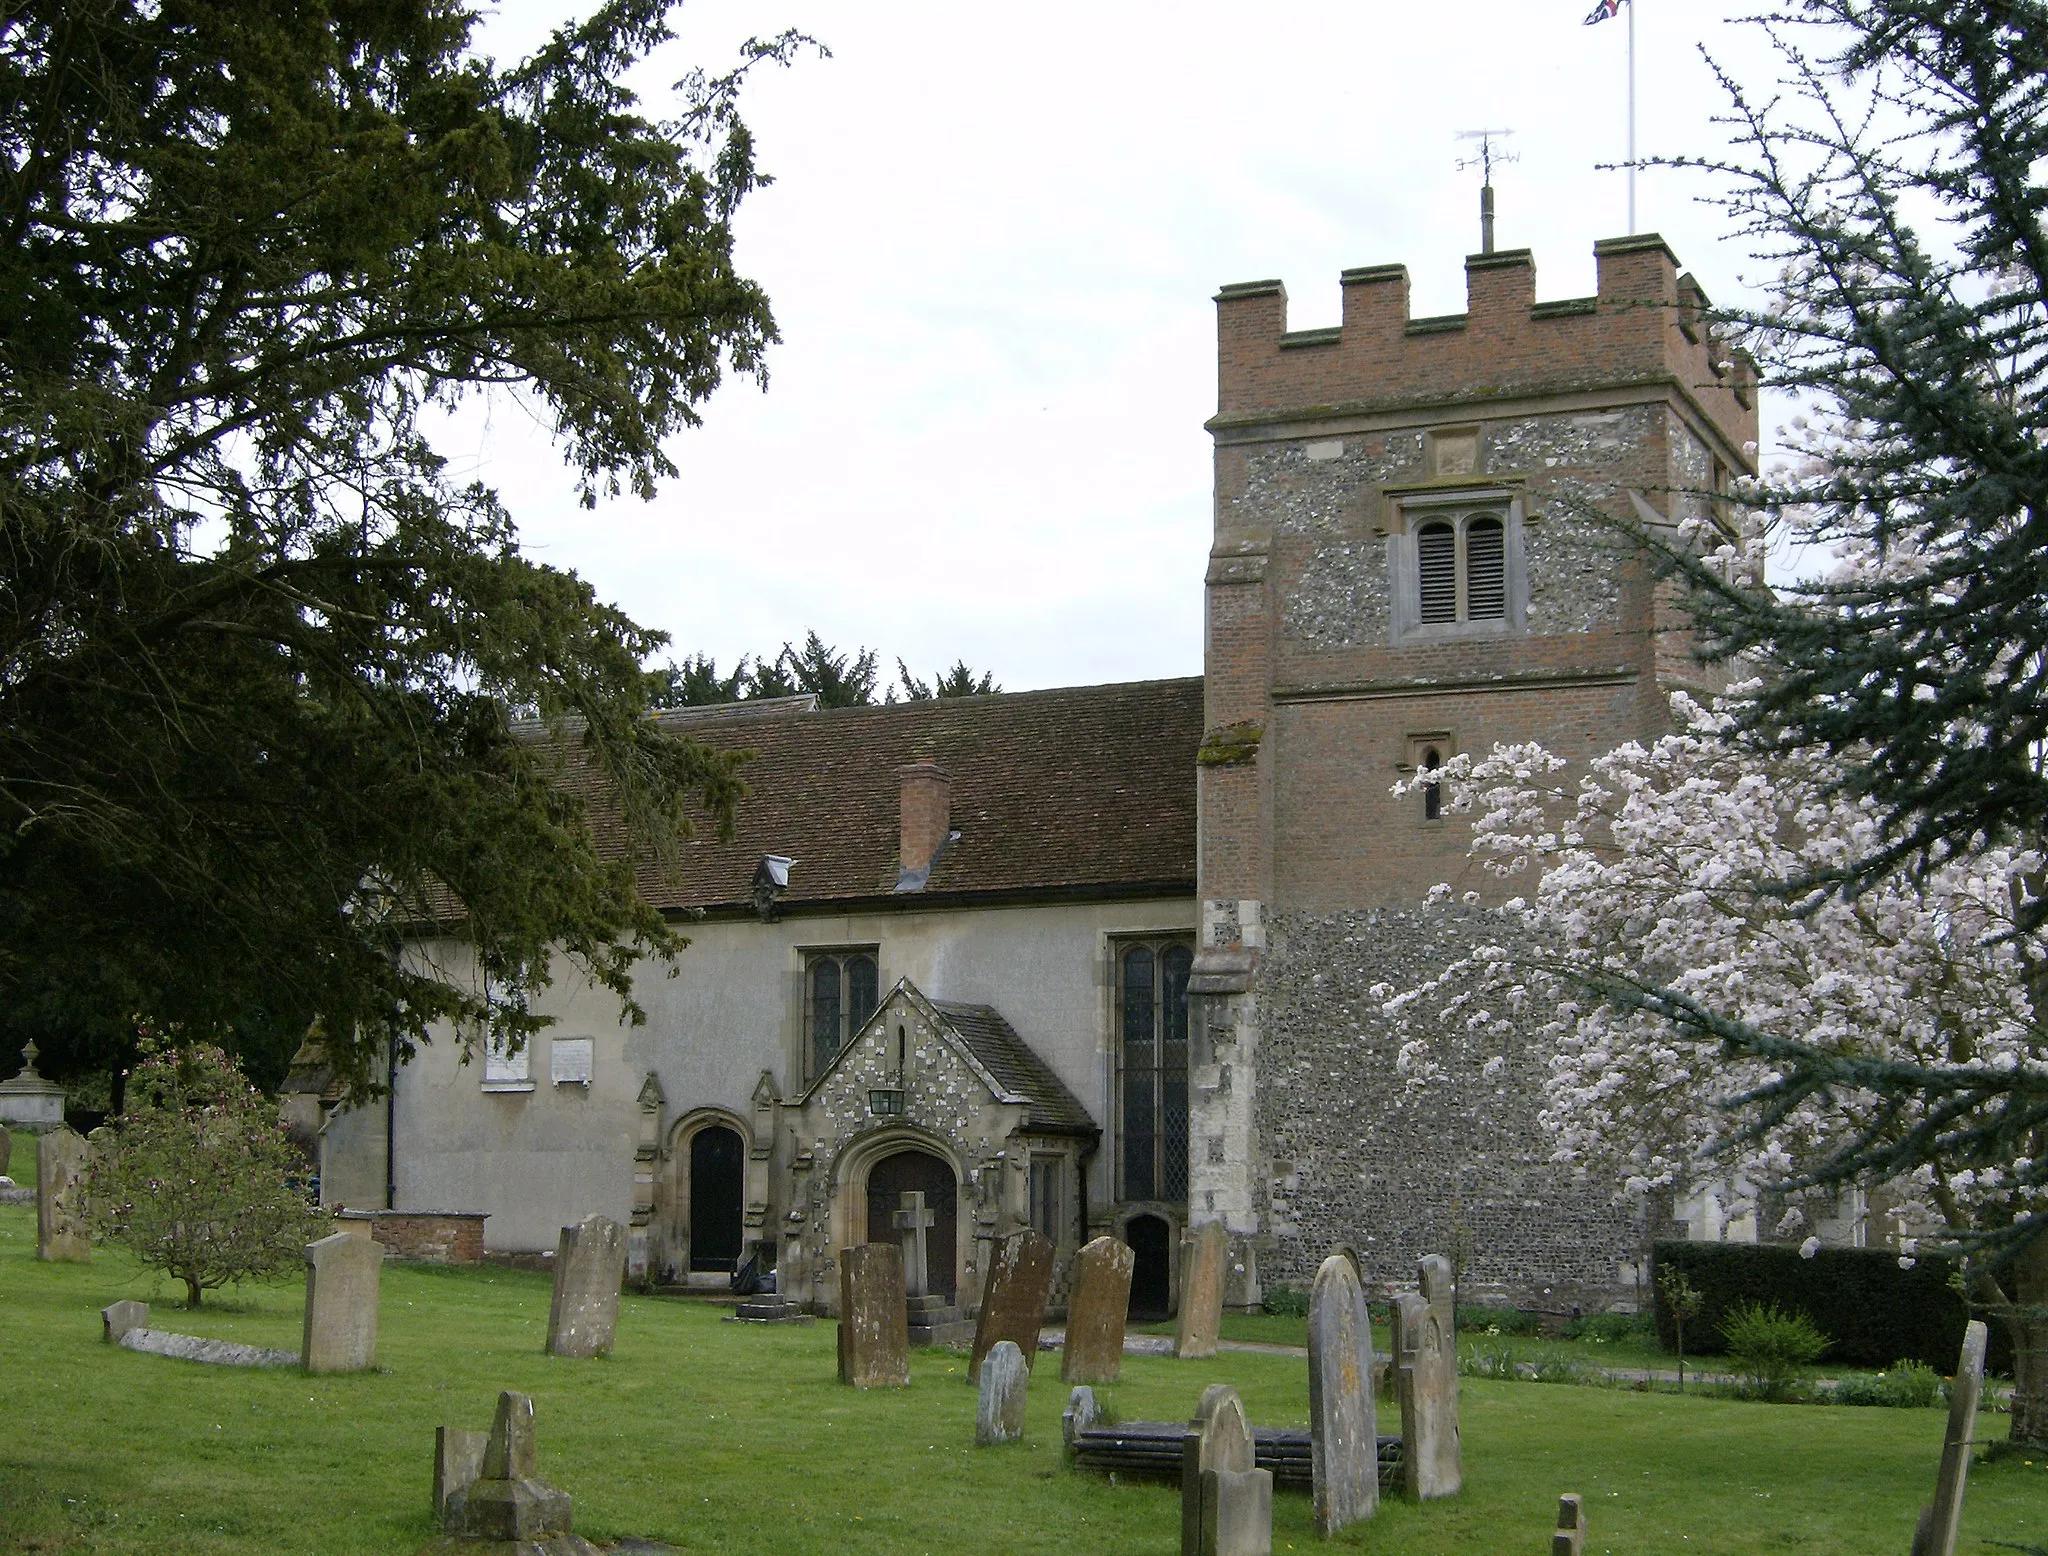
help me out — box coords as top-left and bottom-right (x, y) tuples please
(806, 949), (878, 1080)
(1119, 940), (1192, 1203)
(1415, 512), (1508, 625)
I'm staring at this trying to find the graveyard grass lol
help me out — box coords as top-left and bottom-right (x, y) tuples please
(2, 1206), (2043, 1555)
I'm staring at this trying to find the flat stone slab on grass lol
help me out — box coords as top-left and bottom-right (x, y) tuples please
(118, 1328), (301, 1368)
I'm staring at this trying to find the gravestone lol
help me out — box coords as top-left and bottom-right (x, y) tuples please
(1418, 1253), (1454, 1332)
(969, 1228), (1055, 1381)
(545, 1214), (626, 1359)
(36, 1125), (89, 1262)
(976, 1339), (1030, 1445)
(1307, 1253), (1378, 1534)
(0, 1123), (11, 1177)
(1909, 1319), (1988, 1556)
(101, 1300), (148, 1344)
(837, 1242), (910, 1388)
(1062, 1385), (1101, 1456)
(433, 1427), (488, 1524)
(1174, 1221), (1228, 1359)
(434, 1390), (599, 1553)
(1552, 1493), (1586, 1556)
(1180, 1383), (1272, 1556)
(1395, 1290), (1462, 1499)
(303, 1229), (382, 1373)
(1061, 1235), (1135, 1385)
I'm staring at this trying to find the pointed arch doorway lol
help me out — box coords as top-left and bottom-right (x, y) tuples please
(864, 1148), (957, 1302)
(688, 1124), (745, 1273)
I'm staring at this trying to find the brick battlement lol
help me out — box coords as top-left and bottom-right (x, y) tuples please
(1214, 234), (1755, 460)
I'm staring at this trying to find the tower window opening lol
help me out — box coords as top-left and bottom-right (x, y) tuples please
(1423, 748), (1443, 821)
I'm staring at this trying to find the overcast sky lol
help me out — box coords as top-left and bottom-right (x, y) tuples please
(455, 1), (1787, 695)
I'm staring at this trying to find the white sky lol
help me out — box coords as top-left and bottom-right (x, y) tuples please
(451, 0), (1791, 694)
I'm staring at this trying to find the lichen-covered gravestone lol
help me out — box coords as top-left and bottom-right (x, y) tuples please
(837, 1242), (910, 1388)
(303, 1229), (382, 1373)
(545, 1214), (625, 1360)
(1395, 1287), (1462, 1500)
(1180, 1383), (1272, 1556)
(1061, 1235), (1135, 1385)
(969, 1228), (1056, 1382)
(1174, 1221), (1229, 1360)
(975, 1339), (1030, 1445)
(1910, 1320), (1988, 1556)
(1307, 1252), (1378, 1534)
(36, 1125), (89, 1263)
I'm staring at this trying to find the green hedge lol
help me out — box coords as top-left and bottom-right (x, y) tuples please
(1650, 1240), (2014, 1375)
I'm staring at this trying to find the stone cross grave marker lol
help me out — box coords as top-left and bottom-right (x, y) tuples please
(546, 1214), (626, 1359)
(1174, 1221), (1229, 1360)
(303, 1229), (382, 1374)
(1552, 1493), (1587, 1556)
(1180, 1383), (1272, 1556)
(837, 1242), (911, 1388)
(1308, 1252), (1379, 1535)
(36, 1125), (89, 1263)
(1395, 1289), (1463, 1499)
(1910, 1319), (1988, 1556)
(1061, 1234), (1135, 1385)
(969, 1227), (1055, 1382)
(894, 1191), (937, 1300)
(976, 1339), (1030, 1445)
(438, 1390), (598, 1551)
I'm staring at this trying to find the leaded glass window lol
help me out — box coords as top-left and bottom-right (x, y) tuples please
(806, 949), (879, 1080)
(1119, 939), (1192, 1203)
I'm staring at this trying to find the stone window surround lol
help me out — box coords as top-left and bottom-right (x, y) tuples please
(1399, 731), (1457, 827)
(1384, 484), (1529, 642)
(1110, 932), (1195, 1208)
(798, 942), (882, 1086)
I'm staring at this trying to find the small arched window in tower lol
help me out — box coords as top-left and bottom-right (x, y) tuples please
(1417, 521), (1458, 624)
(1422, 747), (1443, 821)
(1465, 516), (1506, 619)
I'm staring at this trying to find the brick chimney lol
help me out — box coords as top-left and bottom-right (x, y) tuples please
(897, 760), (952, 886)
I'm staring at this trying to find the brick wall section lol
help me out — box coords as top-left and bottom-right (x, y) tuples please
(342, 1210), (489, 1263)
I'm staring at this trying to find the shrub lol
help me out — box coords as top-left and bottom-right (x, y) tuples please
(1831, 1359), (1945, 1409)
(1262, 1286), (1311, 1318)
(1721, 1302), (1831, 1402)
(85, 1042), (322, 1306)
(1460, 1341), (1520, 1380)
(1564, 1311), (1656, 1345)
(1456, 1303), (1544, 1336)
(1527, 1347), (1604, 1386)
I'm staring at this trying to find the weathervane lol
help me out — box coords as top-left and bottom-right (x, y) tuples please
(1455, 129), (1518, 254)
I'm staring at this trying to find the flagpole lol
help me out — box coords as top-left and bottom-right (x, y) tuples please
(1627, 0), (1637, 232)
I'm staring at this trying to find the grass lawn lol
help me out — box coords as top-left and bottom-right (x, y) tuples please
(2, 1202), (2043, 1556)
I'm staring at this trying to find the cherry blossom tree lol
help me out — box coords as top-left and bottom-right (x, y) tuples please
(1382, 694), (2048, 1445)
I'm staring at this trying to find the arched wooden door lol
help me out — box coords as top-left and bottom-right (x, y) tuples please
(688, 1125), (745, 1272)
(864, 1148), (957, 1301)
(1126, 1212), (1172, 1320)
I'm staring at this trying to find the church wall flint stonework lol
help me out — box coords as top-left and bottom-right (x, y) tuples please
(1190, 236), (1758, 1308)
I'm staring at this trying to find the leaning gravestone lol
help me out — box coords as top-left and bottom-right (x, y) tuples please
(1395, 1289), (1462, 1499)
(1181, 1383), (1272, 1556)
(1308, 1253), (1378, 1534)
(837, 1242), (910, 1388)
(1062, 1235), (1135, 1385)
(1552, 1493), (1587, 1556)
(976, 1339), (1030, 1445)
(303, 1229), (382, 1374)
(430, 1390), (600, 1554)
(36, 1125), (89, 1262)
(969, 1228), (1055, 1381)
(546, 1214), (626, 1359)
(1174, 1221), (1229, 1360)
(1909, 1319), (1988, 1556)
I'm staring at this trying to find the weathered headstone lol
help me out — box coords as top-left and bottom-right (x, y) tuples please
(303, 1229), (382, 1374)
(1174, 1221), (1229, 1360)
(1909, 1319), (1988, 1556)
(969, 1228), (1055, 1381)
(433, 1427), (488, 1525)
(1181, 1384), (1272, 1556)
(976, 1339), (1030, 1445)
(1061, 1235), (1135, 1385)
(1419, 1253), (1455, 1332)
(36, 1125), (89, 1262)
(545, 1214), (626, 1359)
(1395, 1290), (1462, 1499)
(101, 1299), (148, 1344)
(837, 1242), (910, 1388)
(895, 1190), (937, 1300)
(435, 1390), (598, 1552)
(1062, 1385), (1101, 1456)
(1552, 1493), (1587, 1556)
(0, 1122), (11, 1177)
(1308, 1253), (1378, 1534)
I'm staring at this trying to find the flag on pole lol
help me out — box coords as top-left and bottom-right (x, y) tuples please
(1583, 0), (1623, 22)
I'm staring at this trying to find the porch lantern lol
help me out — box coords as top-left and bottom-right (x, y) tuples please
(867, 1087), (906, 1117)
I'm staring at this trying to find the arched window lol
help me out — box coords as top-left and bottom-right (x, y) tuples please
(1416, 521), (1458, 624)
(1465, 517), (1506, 619)
(1120, 939), (1192, 1203)
(1422, 747), (1443, 821)
(806, 948), (880, 1080)
(1406, 506), (1513, 630)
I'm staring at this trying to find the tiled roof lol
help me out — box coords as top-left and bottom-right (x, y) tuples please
(934, 1000), (1098, 1137)
(619, 678), (1202, 912)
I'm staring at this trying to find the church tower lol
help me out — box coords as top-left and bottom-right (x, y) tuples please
(1188, 236), (1757, 1305)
